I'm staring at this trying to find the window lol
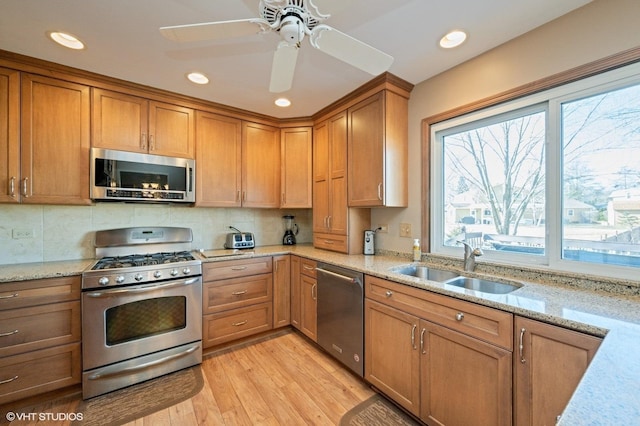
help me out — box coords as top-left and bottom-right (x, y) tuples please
(429, 61), (640, 279)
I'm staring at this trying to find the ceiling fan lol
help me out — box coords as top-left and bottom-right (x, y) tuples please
(159, 0), (394, 93)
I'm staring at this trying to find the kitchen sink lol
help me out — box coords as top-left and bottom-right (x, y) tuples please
(392, 265), (459, 282)
(444, 276), (522, 294)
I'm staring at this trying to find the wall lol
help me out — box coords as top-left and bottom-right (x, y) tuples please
(372, 0), (640, 254)
(0, 204), (312, 265)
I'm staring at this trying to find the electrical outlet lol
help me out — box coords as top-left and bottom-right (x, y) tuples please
(12, 228), (34, 239)
(377, 224), (388, 233)
(399, 223), (412, 238)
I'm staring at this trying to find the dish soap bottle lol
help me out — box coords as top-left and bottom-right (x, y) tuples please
(413, 239), (421, 261)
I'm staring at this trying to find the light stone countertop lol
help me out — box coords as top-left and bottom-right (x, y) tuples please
(1, 244), (639, 423)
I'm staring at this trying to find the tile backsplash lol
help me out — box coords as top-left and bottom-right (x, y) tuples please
(0, 204), (312, 265)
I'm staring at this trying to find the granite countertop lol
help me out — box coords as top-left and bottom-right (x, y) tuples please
(1, 244), (639, 423)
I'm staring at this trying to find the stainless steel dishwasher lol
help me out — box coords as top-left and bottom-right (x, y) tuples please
(316, 262), (364, 377)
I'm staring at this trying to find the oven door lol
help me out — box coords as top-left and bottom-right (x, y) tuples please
(82, 277), (202, 370)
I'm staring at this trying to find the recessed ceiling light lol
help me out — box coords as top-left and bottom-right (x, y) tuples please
(275, 98), (291, 107)
(48, 31), (85, 50)
(186, 72), (209, 85)
(439, 30), (467, 49)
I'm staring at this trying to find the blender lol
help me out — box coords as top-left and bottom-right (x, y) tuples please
(282, 215), (299, 245)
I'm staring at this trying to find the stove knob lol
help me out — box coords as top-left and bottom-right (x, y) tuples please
(115, 275), (125, 284)
(182, 267), (191, 275)
(153, 271), (162, 279)
(134, 273), (144, 282)
(170, 269), (179, 277)
(98, 277), (110, 286)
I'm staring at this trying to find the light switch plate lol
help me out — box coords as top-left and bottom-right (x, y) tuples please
(399, 223), (412, 238)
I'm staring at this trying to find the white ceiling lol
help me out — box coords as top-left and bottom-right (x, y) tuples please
(0, 0), (592, 119)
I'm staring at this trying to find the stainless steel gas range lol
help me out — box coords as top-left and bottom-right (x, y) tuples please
(81, 227), (202, 399)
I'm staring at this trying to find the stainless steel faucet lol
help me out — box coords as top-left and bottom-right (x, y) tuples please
(459, 241), (483, 272)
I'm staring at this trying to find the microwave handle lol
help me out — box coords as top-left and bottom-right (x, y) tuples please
(186, 162), (192, 193)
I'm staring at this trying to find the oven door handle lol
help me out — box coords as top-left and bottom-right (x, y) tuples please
(87, 343), (200, 380)
(85, 277), (200, 298)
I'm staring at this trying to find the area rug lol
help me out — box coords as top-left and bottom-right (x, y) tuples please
(340, 393), (422, 426)
(73, 366), (203, 426)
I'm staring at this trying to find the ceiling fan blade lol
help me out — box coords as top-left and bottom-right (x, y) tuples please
(159, 18), (271, 43)
(310, 25), (393, 75)
(269, 41), (299, 93)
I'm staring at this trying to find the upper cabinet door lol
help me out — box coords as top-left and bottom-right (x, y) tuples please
(148, 101), (195, 158)
(21, 74), (91, 205)
(195, 111), (242, 207)
(280, 127), (312, 208)
(242, 121), (280, 208)
(92, 88), (149, 154)
(92, 88), (195, 158)
(0, 67), (20, 204)
(348, 90), (408, 207)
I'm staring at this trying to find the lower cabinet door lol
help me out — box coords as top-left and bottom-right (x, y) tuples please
(0, 343), (81, 404)
(420, 321), (512, 426)
(514, 316), (601, 426)
(364, 299), (420, 416)
(202, 302), (273, 348)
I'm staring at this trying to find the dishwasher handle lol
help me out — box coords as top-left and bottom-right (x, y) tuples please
(315, 267), (359, 284)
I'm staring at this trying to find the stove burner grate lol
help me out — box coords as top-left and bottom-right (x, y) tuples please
(92, 251), (196, 270)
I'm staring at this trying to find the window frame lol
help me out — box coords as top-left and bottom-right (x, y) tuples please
(422, 48), (640, 281)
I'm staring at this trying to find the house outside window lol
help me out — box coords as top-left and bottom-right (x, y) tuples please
(429, 61), (640, 280)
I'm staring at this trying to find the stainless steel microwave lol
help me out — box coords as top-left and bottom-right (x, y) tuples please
(90, 148), (195, 203)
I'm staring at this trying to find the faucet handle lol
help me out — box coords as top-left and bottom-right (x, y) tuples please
(471, 247), (483, 257)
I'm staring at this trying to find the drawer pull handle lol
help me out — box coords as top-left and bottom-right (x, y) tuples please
(232, 320), (248, 327)
(231, 290), (247, 296)
(385, 290), (393, 297)
(0, 376), (18, 385)
(0, 293), (18, 299)
(455, 312), (464, 321)
(231, 266), (247, 271)
(0, 329), (18, 337)
(303, 265), (314, 271)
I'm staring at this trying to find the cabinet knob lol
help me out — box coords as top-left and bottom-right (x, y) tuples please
(455, 312), (464, 321)
(385, 290), (393, 297)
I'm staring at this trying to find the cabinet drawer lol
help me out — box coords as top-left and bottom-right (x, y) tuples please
(314, 233), (348, 253)
(0, 277), (81, 310)
(0, 301), (81, 358)
(203, 273), (272, 314)
(0, 343), (81, 405)
(203, 257), (273, 281)
(366, 275), (513, 350)
(300, 258), (317, 278)
(202, 302), (272, 348)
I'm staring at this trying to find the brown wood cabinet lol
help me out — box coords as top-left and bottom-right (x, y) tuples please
(365, 275), (513, 425)
(514, 316), (601, 426)
(280, 127), (312, 208)
(0, 67), (19, 204)
(92, 88), (195, 158)
(272, 255), (291, 328)
(348, 90), (408, 207)
(290, 257), (317, 341)
(19, 74), (91, 205)
(0, 276), (81, 404)
(202, 257), (274, 348)
(195, 111), (242, 207)
(242, 121), (280, 208)
(313, 112), (369, 253)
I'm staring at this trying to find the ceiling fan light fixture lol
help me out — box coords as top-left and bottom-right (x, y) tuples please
(187, 72), (209, 84)
(439, 30), (467, 49)
(48, 31), (85, 50)
(275, 97), (291, 107)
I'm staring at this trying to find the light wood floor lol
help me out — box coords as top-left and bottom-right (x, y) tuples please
(4, 330), (375, 425)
